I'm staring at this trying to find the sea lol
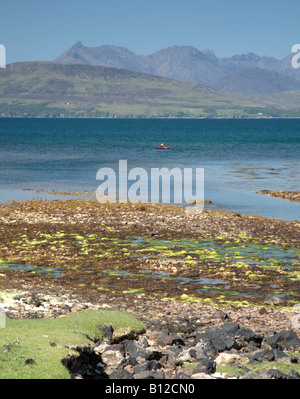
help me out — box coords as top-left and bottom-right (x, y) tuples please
(0, 118), (299, 221)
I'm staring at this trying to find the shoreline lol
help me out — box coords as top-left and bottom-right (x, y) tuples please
(0, 197), (299, 309)
(1, 116), (300, 120)
(0, 197), (299, 379)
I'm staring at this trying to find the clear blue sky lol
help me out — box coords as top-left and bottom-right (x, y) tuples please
(0, 0), (299, 64)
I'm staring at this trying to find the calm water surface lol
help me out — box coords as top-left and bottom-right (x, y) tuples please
(0, 118), (299, 221)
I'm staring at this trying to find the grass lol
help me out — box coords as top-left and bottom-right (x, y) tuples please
(0, 309), (145, 379)
(182, 355), (300, 377)
(216, 359), (300, 377)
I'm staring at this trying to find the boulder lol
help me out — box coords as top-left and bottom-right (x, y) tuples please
(265, 330), (300, 349)
(215, 352), (241, 366)
(101, 348), (124, 368)
(132, 360), (162, 374)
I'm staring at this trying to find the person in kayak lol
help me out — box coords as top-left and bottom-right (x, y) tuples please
(160, 143), (164, 148)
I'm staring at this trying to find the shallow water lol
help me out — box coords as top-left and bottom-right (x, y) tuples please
(0, 118), (299, 220)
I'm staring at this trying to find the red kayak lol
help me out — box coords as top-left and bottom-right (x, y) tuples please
(156, 146), (171, 149)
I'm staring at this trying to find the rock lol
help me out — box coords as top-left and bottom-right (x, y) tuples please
(156, 333), (185, 347)
(191, 373), (216, 379)
(194, 327), (238, 352)
(144, 348), (163, 361)
(175, 348), (194, 365)
(211, 334), (237, 352)
(248, 349), (276, 364)
(239, 369), (298, 379)
(25, 358), (35, 365)
(265, 330), (300, 349)
(109, 369), (134, 379)
(288, 370), (300, 379)
(94, 341), (110, 354)
(98, 323), (114, 344)
(193, 336), (218, 359)
(221, 322), (240, 335)
(135, 370), (165, 379)
(101, 349), (124, 368)
(122, 355), (138, 367)
(28, 294), (42, 307)
(264, 294), (285, 305)
(133, 360), (162, 374)
(234, 327), (264, 348)
(193, 358), (216, 374)
(160, 348), (181, 368)
(71, 305), (83, 312)
(215, 352), (241, 366)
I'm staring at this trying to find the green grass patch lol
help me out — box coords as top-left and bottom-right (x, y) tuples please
(0, 309), (145, 379)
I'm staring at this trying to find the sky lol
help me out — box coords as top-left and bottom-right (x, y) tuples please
(0, 0), (299, 64)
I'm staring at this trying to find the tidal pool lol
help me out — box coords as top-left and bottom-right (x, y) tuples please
(0, 262), (64, 278)
(130, 236), (300, 269)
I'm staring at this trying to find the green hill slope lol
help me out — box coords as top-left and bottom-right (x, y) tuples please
(0, 61), (300, 118)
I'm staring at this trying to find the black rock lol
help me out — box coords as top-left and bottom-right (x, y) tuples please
(121, 339), (148, 355)
(248, 349), (276, 364)
(235, 327), (264, 348)
(145, 349), (163, 361)
(135, 370), (165, 379)
(194, 358), (216, 374)
(133, 360), (162, 374)
(122, 355), (138, 366)
(265, 330), (300, 349)
(288, 370), (300, 379)
(156, 333), (185, 347)
(221, 322), (240, 335)
(109, 369), (134, 379)
(98, 324), (114, 344)
(194, 327), (238, 352)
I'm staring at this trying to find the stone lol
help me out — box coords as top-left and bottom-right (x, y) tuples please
(101, 349), (124, 368)
(264, 294), (285, 305)
(239, 369), (297, 379)
(193, 358), (216, 374)
(191, 373), (215, 379)
(221, 322), (240, 335)
(248, 349), (276, 364)
(135, 370), (165, 379)
(93, 341), (110, 354)
(156, 333), (185, 347)
(98, 323), (114, 344)
(234, 327), (264, 348)
(215, 352), (241, 366)
(133, 360), (162, 374)
(109, 369), (134, 379)
(265, 330), (300, 349)
(175, 348), (193, 365)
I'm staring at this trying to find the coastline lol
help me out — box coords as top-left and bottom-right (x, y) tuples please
(0, 197), (299, 310)
(0, 197), (299, 379)
(1, 116), (300, 119)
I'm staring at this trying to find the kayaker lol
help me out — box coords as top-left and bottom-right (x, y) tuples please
(160, 143), (164, 148)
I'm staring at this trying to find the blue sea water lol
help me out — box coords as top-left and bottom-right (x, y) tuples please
(0, 118), (299, 221)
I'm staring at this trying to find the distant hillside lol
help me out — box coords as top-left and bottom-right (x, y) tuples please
(214, 67), (300, 94)
(1, 61), (300, 118)
(55, 42), (300, 91)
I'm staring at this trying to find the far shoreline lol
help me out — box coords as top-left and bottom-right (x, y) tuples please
(1, 116), (300, 120)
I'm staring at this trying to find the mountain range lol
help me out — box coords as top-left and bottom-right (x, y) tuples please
(55, 42), (300, 94)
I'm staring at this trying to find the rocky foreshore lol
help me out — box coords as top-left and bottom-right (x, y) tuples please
(260, 190), (300, 202)
(1, 289), (300, 379)
(0, 198), (299, 379)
